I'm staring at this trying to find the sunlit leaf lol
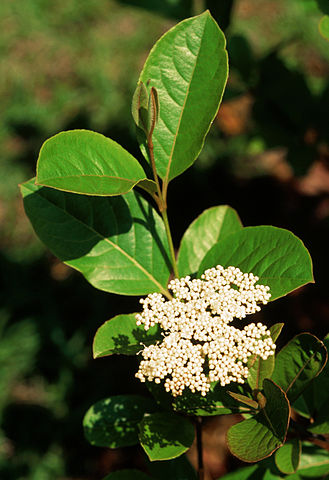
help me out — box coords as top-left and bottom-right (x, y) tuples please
(297, 443), (329, 477)
(227, 392), (258, 410)
(21, 179), (171, 296)
(138, 412), (194, 461)
(271, 333), (327, 403)
(173, 382), (252, 417)
(93, 313), (162, 358)
(138, 11), (228, 187)
(199, 226), (314, 300)
(293, 335), (329, 429)
(275, 438), (301, 474)
(36, 130), (153, 196)
(83, 395), (157, 448)
(227, 379), (290, 462)
(177, 205), (242, 277)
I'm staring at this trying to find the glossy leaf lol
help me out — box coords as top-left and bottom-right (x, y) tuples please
(227, 392), (258, 410)
(138, 178), (158, 195)
(308, 388), (329, 433)
(138, 412), (195, 461)
(148, 455), (197, 480)
(216, 465), (260, 480)
(308, 400), (329, 433)
(271, 333), (327, 403)
(293, 334), (329, 421)
(173, 382), (252, 417)
(36, 130), (153, 196)
(308, 419), (329, 435)
(138, 11), (228, 185)
(21, 179), (171, 296)
(275, 438), (301, 474)
(103, 471), (154, 480)
(93, 313), (162, 358)
(297, 443), (329, 477)
(177, 205), (242, 277)
(247, 323), (284, 390)
(227, 379), (290, 462)
(198, 226), (314, 301)
(146, 381), (174, 412)
(83, 395), (157, 448)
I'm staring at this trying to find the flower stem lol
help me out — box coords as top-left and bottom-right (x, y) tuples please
(196, 416), (204, 480)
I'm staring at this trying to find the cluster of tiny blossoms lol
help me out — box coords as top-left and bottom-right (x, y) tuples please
(135, 265), (275, 397)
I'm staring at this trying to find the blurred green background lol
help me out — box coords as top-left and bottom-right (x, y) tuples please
(1, 0), (328, 478)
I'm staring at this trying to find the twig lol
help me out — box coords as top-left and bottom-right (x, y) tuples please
(196, 416), (204, 480)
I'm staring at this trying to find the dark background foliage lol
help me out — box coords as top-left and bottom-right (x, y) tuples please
(1, 0), (328, 478)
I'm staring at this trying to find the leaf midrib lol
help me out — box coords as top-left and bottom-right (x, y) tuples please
(300, 459), (329, 470)
(28, 184), (170, 297)
(163, 15), (208, 187)
(285, 348), (319, 396)
(38, 173), (143, 182)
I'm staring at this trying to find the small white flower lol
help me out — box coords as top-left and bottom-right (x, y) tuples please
(135, 265), (275, 397)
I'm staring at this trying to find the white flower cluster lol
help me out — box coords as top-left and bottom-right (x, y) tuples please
(135, 265), (275, 397)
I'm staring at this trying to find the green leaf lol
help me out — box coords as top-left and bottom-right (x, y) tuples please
(20, 179), (171, 296)
(138, 11), (228, 185)
(319, 16), (329, 41)
(103, 470), (154, 480)
(247, 323), (284, 390)
(132, 82), (149, 131)
(83, 395), (157, 448)
(227, 379), (290, 462)
(36, 130), (153, 196)
(148, 455), (197, 480)
(269, 324), (285, 343)
(297, 443), (329, 477)
(271, 333), (328, 403)
(93, 313), (162, 358)
(138, 412), (195, 461)
(275, 438), (301, 474)
(137, 178), (158, 195)
(147, 87), (160, 136)
(308, 409), (329, 434)
(146, 381), (174, 412)
(308, 372), (329, 432)
(293, 335), (329, 424)
(172, 382), (252, 416)
(177, 205), (242, 277)
(227, 392), (259, 410)
(198, 226), (314, 301)
(216, 465), (260, 480)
